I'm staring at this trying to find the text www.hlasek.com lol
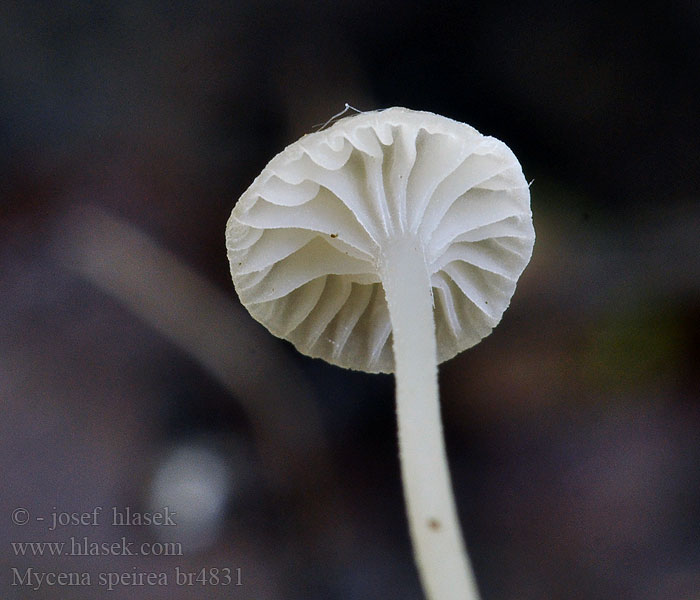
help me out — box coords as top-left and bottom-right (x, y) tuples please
(12, 537), (182, 557)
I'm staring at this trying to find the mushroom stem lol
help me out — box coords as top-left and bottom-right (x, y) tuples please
(380, 236), (481, 600)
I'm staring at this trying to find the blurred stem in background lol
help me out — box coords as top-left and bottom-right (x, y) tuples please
(53, 204), (356, 570)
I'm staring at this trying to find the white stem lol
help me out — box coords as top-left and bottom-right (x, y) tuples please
(380, 236), (481, 600)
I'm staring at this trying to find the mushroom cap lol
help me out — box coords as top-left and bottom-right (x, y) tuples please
(226, 107), (535, 373)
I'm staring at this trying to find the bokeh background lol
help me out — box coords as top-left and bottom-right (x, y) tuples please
(1, 1), (699, 599)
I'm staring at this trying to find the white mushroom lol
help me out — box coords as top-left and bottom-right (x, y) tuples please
(226, 107), (535, 600)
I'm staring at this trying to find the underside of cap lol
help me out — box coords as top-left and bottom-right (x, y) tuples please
(226, 107), (535, 373)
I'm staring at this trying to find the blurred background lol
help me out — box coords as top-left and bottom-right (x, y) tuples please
(1, 1), (698, 599)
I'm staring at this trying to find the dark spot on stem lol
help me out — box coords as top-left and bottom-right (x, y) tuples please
(330, 233), (338, 238)
(427, 518), (441, 531)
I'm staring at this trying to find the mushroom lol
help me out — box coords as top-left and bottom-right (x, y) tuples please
(226, 107), (535, 600)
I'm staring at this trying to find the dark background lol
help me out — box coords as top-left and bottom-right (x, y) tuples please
(1, 1), (698, 599)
